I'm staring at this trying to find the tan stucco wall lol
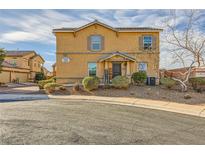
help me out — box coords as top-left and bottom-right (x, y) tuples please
(30, 56), (44, 73)
(55, 24), (160, 84)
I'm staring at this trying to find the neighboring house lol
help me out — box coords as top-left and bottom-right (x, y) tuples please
(161, 66), (205, 79)
(53, 20), (162, 84)
(0, 50), (44, 83)
(42, 67), (53, 78)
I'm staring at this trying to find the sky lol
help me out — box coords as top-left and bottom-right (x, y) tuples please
(0, 9), (205, 71)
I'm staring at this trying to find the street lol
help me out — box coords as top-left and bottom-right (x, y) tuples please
(1, 99), (205, 144)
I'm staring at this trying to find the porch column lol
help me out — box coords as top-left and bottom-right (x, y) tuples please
(105, 61), (108, 70)
(126, 61), (130, 76)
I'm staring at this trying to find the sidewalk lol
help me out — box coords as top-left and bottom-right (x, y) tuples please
(0, 94), (48, 102)
(49, 95), (205, 117)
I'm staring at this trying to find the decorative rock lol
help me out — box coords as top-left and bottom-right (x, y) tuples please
(130, 92), (135, 95)
(184, 94), (192, 99)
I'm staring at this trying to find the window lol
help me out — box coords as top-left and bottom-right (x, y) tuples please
(62, 57), (70, 63)
(139, 62), (147, 72)
(143, 36), (152, 50)
(88, 63), (97, 76)
(90, 35), (101, 51)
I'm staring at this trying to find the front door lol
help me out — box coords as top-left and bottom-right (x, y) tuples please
(112, 63), (121, 78)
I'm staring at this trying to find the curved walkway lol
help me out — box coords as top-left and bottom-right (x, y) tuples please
(49, 95), (205, 117)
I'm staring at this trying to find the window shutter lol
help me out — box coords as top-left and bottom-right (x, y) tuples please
(152, 36), (157, 50)
(101, 35), (104, 50)
(139, 36), (143, 51)
(87, 36), (91, 50)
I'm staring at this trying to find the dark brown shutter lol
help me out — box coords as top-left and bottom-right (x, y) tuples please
(87, 36), (91, 51)
(139, 36), (143, 51)
(152, 36), (157, 50)
(101, 35), (104, 50)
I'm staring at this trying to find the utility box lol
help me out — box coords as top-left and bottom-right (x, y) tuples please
(147, 77), (156, 86)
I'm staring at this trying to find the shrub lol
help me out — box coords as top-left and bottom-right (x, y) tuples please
(160, 77), (176, 89)
(112, 76), (129, 89)
(131, 71), (147, 85)
(189, 77), (205, 89)
(44, 82), (61, 93)
(82, 76), (99, 91)
(35, 72), (45, 81)
(93, 76), (100, 85)
(38, 78), (55, 89)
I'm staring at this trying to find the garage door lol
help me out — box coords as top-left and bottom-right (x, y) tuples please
(0, 71), (10, 83)
(14, 72), (28, 83)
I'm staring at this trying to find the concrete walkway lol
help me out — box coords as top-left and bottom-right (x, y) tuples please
(0, 94), (48, 102)
(49, 95), (205, 117)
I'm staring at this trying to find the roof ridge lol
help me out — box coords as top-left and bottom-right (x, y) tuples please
(53, 20), (163, 33)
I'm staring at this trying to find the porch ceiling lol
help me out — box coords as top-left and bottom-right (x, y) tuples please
(98, 51), (136, 62)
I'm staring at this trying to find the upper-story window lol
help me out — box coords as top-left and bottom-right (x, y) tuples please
(143, 36), (152, 50)
(90, 35), (102, 51)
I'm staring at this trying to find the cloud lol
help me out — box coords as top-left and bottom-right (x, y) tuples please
(44, 51), (55, 56)
(0, 9), (205, 70)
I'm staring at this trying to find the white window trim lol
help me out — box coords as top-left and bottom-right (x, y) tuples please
(138, 62), (148, 72)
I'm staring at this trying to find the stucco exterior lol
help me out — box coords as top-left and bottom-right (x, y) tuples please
(53, 20), (162, 84)
(0, 51), (44, 83)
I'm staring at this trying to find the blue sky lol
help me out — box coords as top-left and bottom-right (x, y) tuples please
(0, 10), (205, 71)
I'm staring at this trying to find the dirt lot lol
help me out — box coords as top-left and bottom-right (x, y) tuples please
(63, 85), (205, 105)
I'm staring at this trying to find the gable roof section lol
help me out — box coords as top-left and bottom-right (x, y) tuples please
(30, 54), (45, 62)
(53, 20), (163, 33)
(98, 51), (136, 62)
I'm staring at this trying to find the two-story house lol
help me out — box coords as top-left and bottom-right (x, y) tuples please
(53, 20), (162, 85)
(0, 50), (44, 83)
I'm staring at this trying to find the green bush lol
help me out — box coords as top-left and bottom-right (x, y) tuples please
(131, 71), (147, 85)
(38, 78), (55, 89)
(189, 77), (205, 89)
(44, 82), (61, 93)
(35, 72), (45, 81)
(112, 76), (129, 89)
(160, 77), (176, 89)
(82, 76), (100, 91)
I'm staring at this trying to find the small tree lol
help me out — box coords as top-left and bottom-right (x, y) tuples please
(0, 48), (6, 73)
(162, 10), (205, 92)
(35, 72), (45, 82)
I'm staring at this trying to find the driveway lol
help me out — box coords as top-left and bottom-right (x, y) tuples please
(1, 99), (205, 144)
(0, 83), (43, 94)
(0, 83), (48, 102)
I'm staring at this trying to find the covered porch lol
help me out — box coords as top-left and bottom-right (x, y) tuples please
(98, 52), (136, 83)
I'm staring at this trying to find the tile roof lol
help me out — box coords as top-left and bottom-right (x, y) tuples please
(1, 60), (17, 68)
(53, 20), (163, 33)
(5, 50), (35, 57)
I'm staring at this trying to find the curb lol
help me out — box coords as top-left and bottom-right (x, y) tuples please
(48, 95), (205, 118)
(0, 94), (49, 102)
